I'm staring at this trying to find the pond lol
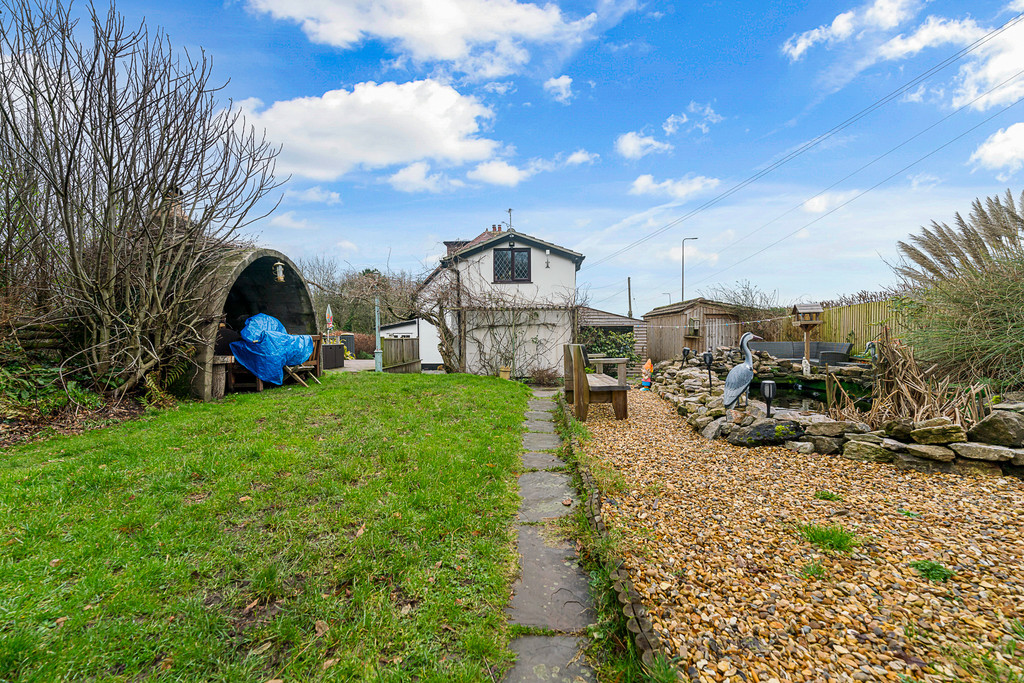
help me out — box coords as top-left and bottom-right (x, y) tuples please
(756, 384), (872, 414)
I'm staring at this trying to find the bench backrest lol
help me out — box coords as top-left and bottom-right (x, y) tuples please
(563, 344), (574, 392)
(569, 344), (590, 407)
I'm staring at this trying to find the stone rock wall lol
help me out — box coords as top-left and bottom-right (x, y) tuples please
(650, 351), (1024, 480)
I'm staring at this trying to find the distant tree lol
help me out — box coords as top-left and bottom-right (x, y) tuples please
(698, 279), (791, 341)
(298, 257), (415, 335)
(0, 0), (281, 395)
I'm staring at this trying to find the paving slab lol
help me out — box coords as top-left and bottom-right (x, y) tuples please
(528, 399), (554, 411)
(525, 410), (554, 421)
(523, 432), (562, 451)
(505, 636), (595, 682)
(522, 452), (565, 470)
(531, 388), (559, 398)
(518, 471), (576, 522)
(507, 525), (594, 630)
(525, 419), (556, 433)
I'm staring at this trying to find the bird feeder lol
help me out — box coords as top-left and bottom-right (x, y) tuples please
(791, 303), (824, 366)
(272, 261), (286, 283)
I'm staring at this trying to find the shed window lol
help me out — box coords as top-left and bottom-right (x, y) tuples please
(493, 248), (531, 283)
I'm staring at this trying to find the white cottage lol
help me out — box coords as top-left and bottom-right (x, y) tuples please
(416, 225), (584, 376)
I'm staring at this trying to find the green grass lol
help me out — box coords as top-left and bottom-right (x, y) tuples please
(909, 560), (955, 582)
(797, 523), (861, 553)
(0, 372), (530, 682)
(799, 561), (826, 579)
(813, 490), (842, 501)
(898, 508), (922, 518)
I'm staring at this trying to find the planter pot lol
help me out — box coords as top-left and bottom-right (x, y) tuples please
(499, 366), (512, 380)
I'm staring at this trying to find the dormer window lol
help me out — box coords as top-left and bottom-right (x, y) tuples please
(493, 247), (531, 283)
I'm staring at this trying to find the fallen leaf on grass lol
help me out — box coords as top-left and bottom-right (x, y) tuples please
(159, 658), (173, 671)
(400, 604), (411, 615)
(49, 559), (61, 567)
(355, 523), (366, 538)
(315, 620), (329, 637)
(249, 642), (272, 656)
(322, 659), (339, 670)
(242, 599), (259, 614)
(55, 617), (67, 627)
(238, 496), (252, 503)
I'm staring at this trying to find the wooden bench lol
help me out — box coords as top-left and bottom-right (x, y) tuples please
(564, 344), (628, 421)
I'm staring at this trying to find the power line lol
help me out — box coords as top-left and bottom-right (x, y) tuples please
(582, 11), (1024, 270)
(687, 93), (1024, 288)
(689, 65), (1024, 283)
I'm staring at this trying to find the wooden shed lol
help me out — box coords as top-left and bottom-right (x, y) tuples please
(578, 307), (647, 361)
(642, 298), (741, 361)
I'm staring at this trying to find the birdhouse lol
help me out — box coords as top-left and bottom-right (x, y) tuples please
(791, 303), (823, 329)
(791, 302), (824, 370)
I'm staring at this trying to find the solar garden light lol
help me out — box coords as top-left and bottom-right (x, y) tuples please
(702, 350), (714, 387)
(761, 380), (777, 418)
(682, 346), (691, 362)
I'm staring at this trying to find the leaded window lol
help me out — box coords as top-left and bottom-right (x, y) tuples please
(493, 248), (531, 283)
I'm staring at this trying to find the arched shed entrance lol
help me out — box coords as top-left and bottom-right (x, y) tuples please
(192, 248), (317, 401)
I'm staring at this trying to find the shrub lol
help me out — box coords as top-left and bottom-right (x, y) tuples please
(798, 523), (860, 553)
(528, 367), (561, 386)
(353, 333), (376, 355)
(894, 189), (1024, 389)
(909, 560), (954, 582)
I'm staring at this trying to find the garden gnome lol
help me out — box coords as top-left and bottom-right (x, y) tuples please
(640, 358), (653, 391)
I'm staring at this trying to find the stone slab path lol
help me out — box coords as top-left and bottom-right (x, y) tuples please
(504, 388), (596, 683)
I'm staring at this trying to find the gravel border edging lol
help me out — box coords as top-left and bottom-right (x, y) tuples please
(554, 392), (667, 671)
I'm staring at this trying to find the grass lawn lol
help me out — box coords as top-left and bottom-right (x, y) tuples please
(1, 372), (531, 682)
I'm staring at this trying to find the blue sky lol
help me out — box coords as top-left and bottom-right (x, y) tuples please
(117, 0), (1024, 316)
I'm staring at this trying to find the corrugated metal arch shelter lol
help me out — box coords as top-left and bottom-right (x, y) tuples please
(192, 248), (316, 401)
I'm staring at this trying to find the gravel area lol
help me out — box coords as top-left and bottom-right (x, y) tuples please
(581, 391), (1024, 682)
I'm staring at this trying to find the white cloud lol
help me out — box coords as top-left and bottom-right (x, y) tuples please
(615, 132), (673, 159)
(285, 186), (342, 205)
(336, 239), (359, 252)
(1010, 0), (1024, 11)
(801, 190), (860, 213)
(662, 113), (687, 135)
(387, 162), (465, 193)
(878, 16), (983, 61)
(667, 242), (719, 266)
(908, 172), (940, 190)
(565, 148), (598, 165)
(481, 81), (517, 96)
(951, 20), (1024, 111)
(247, 0), (598, 79)
(467, 159), (537, 186)
(970, 122), (1024, 178)
(237, 80), (498, 181)
(782, 0), (919, 60)
(629, 174), (720, 200)
(686, 101), (724, 134)
(270, 211), (315, 230)
(543, 75), (574, 104)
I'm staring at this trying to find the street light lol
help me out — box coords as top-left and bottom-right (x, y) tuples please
(661, 292), (672, 304)
(681, 237), (698, 303)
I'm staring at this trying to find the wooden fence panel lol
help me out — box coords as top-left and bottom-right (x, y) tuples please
(382, 338), (421, 373)
(816, 300), (907, 349)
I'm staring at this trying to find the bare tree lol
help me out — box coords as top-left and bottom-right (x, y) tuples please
(0, 0), (281, 394)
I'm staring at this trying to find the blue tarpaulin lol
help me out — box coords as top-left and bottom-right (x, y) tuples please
(229, 313), (314, 386)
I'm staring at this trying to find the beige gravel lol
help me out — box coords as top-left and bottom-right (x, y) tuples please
(580, 391), (1024, 682)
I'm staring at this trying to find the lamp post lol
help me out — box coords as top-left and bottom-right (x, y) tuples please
(681, 237), (698, 303)
(662, 292), (672, 305)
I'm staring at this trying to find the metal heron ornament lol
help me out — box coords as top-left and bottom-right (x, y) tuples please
(723, 332), (763, 409)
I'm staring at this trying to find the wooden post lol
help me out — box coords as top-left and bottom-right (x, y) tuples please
(803, 329), (811, 364)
